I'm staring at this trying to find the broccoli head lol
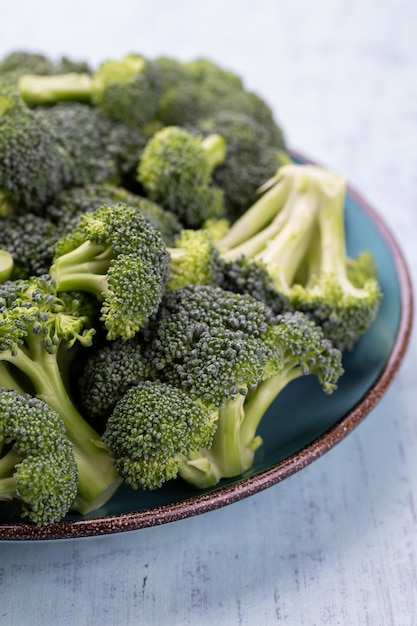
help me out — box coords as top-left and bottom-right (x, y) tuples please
(50, 202), (171, 340)
(137, 125), (227, 227)
(103, 380), (219, 490)
(0, 388), (78, 525)
(0, 81), (69, 214)
(0, 213), (59, 278)
(45, 184), (182, 246)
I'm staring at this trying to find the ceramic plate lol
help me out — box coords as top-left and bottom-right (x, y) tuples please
(0, 154), (413, 540)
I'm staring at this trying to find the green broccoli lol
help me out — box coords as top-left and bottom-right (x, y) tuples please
(155, 57), (284, 145)
(215, 164), (382, 350)
(0, 50), (90, 81)
(34, 103), (148, 189)
(0, 275), (121, 514)
(78, 335), (153, 426)
(137, 125), (227, 227)
(166, 228), (223, 290)
(178, 308), (343, 488)
(97, 284), (342, 490)
(103, 380), (219, 490)
(0, 81), (70, 215)
(19, 53), (161, 127)
(50, 202), (171, 340)
(194, 110), (287, 220)
(45, 184), (182, 246)
(0, 213), (59, 278)
(0, 388), (78, 525)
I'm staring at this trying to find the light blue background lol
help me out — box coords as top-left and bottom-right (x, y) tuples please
(1, 1), (417, 624)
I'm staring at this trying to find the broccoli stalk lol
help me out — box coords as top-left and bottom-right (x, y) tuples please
(0, 276), (122, 514)
(216, 164), (382, 350)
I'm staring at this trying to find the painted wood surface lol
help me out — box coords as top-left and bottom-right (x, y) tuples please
(1, 1), (416, 624)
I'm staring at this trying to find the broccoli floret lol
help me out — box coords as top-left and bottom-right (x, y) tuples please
(103, 380), (219, 490)
(107, 284), (342, 489)
(19, 53), (161, 127)
(177, 308), (343, 488)
(0, 51), (56, 82)
(45, 184), (182, 245)
(195, 111), (286, 220)
(33, 103), (122, 187)
(155, 56), (285, 145)
(143, 284), (285, 408)
(137, 126), (227, 227)
(0, 275), (122, 514)
(50, 202), (170, 340)
(0, 388), (78, 525)
(34, 103), (148, 189)
(166, 228), (223, 290)
(0, 81), (70, 214)
(0, 213), (59, 278)
(216, 164), (382, 350)
(78, 335), (153, 426)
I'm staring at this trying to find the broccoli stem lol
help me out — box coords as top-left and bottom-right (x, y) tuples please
(19, 73), (93, 106)
(201, 134), (227, 171)
(179, 365), (306, 489)
(309, 175), (362, 295)
(0, 339), (121, 512)
(0, 448), (20, 494)
(216, 166), (293, 251)
(50, 241), (113, 297)
(0, 250), (13, 283)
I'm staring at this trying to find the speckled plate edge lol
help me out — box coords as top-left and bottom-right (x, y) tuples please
(0, 152), (413, 541)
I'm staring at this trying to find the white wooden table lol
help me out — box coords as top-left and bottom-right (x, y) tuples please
(1, 1), (416, 624)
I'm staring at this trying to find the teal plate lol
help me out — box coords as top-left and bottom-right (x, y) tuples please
(0, 154), (413, 540)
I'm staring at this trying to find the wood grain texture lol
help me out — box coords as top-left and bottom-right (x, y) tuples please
(1, 1), (417, 624)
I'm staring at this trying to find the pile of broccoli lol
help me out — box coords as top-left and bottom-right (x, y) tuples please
(0, 49), (382, 525)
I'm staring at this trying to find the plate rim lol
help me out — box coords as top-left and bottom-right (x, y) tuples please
(0, 151), (413, 541)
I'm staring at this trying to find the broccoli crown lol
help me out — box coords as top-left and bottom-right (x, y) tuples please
(155, 56), (284, 145)
(0, 388), (78, 525)
(137, 126), (226, 227)
(0, 82), (69, 213)
(0, 275), (96, 355)
(144, 284), (282, 407)
(0, 51), (90, 81)
(196, 110), (283, 220)
(91, 54), (161, 127)
(272, 311), (344, 392)
(0, 51), (56, 81)
(103, 380), (218, 490)
(45, 184), (182, 245)
(176, 305), (343, 489)
(0, 213), (59, 278)
(33, 103), (122, 188)
(51, 202), (171, 340)
(78, 335), (153, 425)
